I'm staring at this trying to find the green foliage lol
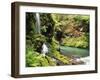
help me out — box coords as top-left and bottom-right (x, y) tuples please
(32, 34), (46, 52)
(40, 13), (55, 38)
(26, 12), (36, 37)
(53, 51), (71, 65)
(62, 33), (89, 48)
(26, 47), (57, 67)
(74, 15), (89, 32)
(26, 49), (41, 67)
(51, 14), (89, 47)
(48, 38), (71, 65)
(45, 56), (56, 66)
(26, 13), (90, 67)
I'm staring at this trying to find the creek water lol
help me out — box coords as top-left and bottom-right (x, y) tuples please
(60, 46), (89, 58)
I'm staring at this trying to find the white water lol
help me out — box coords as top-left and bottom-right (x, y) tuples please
(80, 56), (90, 65)
(41, 43), (48, 56)
(75, 56), (90, 65)
(35, 13), (41, 34)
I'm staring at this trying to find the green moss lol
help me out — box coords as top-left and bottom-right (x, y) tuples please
(53, 51), (71, 65)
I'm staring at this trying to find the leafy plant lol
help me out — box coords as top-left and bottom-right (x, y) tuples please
(62, 33), (89, 48)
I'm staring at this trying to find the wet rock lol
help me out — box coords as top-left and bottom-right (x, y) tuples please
(70, 55), (85, 65)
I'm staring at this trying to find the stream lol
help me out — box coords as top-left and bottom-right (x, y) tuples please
(60, 46), (89, 58)
(60, 46), (90, 65)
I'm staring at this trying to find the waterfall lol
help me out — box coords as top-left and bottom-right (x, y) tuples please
(41, 43), (48, 56)
(35, 13), (48, 56)
(35, 13), (40, 34)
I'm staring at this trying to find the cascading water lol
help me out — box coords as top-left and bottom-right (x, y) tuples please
(41, 43), (48, 56)
(35, 13), (48, 56)
(80, 56), (90, 65)
(35, 13), (41, 34)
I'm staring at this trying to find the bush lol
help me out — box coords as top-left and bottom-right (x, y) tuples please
(26, 50), (41, 67)
(62, 33), (89, 48)
(26, 46), (57, 67)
